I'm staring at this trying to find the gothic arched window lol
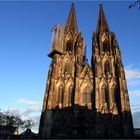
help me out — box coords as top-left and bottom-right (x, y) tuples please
(68, 85), (73, 105)
(64, 63), (70, 76)
(101, 85), (109, 109)
(103, 42), (110, 52)
(83, 93), (91, 105)
(104, 61), (110, 76)
(58, 85), (64, 104)
(83, 93), (87, 105)
(82, 86), (92, 105)
(105, 87), (109, 109)
(101, 85), (106, 104)
(74, 42), (78, 53)
(66, 40), (72, 52)
(87, 93), (91, 103)
(110, 85), (115, 104)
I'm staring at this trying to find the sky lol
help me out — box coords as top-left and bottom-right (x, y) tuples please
(0, 0), (140, 132)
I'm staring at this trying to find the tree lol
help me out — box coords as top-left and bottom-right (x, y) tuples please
(21, 118), (35, 131)
(0, 110), (35, 132)
(129, 0), (140, 9)
(0, 111), (5, 125)
(0, 110), (24, 130)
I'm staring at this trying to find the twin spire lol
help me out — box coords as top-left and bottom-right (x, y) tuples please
(65, 3), (78, 33)
(65, 3), (110, 34)
(96, 4), (110, 33)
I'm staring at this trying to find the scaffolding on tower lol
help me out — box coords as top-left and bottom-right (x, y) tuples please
(48, 24), (64, 58)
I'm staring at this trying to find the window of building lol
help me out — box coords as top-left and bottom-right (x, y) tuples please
(111, 85), (115, 103)
(66, 40), (72, 52)
(104, 61), (110, 76)
(103, 42), (110, 52)
(68, 85), (73, 105)
(64, 63), (70, 76)
(101, 85), (106, 104)
(58, 85), (64, 104)
(87, 93), (91, 103)
(101, 85), (109, 109)
(82, 92), (91, 105)
(83, 93), (87, 104)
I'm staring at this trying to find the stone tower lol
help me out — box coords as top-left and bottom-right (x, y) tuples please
(92, 4), (133, 138)
(39, 3), (93, 138)
(39, 3), (133, 139)
(41, 3), (93, 111)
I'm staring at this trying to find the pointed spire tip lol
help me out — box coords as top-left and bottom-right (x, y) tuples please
(99, 0), (102, 6)
(65, 2), (78, 33)
(96, 3), (110, 33)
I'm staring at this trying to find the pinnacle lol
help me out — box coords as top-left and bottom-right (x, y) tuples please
(96, 4), (110, 33)
(65, 3), (78, 33)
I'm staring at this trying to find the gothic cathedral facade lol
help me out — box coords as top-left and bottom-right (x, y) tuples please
(39, 3), (133, 138)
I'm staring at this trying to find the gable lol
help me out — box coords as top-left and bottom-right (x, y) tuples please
(80, 74), (93, 88)
(80, 63), (93, 79)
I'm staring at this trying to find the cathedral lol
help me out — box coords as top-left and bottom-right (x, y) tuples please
(39, 3), (133, 138)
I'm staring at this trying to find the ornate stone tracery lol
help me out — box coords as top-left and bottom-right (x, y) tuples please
(39, 3), (133, 139)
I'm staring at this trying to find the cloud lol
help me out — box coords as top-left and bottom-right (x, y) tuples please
(125, 66), (140, 86)
(125, 68), (140, 80)
(132, 112), (140, 128)
(31, 115), (41, 133)
(131, 104), (140, 112)
(7, 107), (21, 114)
(18, 98), (41, 116)
(129, 90), (140, 96)
(18, 99), (40, 107)
(124, 65), (140, 113)
(17, 98), (41, 115)
(22, 108), (41, 116)
(9, 106), (41, 117)
(8, 98), (42, 133)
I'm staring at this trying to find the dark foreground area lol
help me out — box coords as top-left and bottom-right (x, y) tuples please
(0, 128), (140, 139)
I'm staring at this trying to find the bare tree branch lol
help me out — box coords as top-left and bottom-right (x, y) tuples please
(129, 0), (140, 10)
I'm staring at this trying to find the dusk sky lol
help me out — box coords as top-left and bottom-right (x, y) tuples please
(0, 1), (140, 132)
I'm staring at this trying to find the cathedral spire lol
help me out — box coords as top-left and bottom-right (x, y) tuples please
(96, 4), (110, 33)
(65, 3), (78, 33)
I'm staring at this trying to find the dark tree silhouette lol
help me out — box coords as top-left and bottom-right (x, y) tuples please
(0, 110), (35, 132)
(0, 110), (24, 129)
(21, 118), (35, 131)
(129, 0), (140, 9)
